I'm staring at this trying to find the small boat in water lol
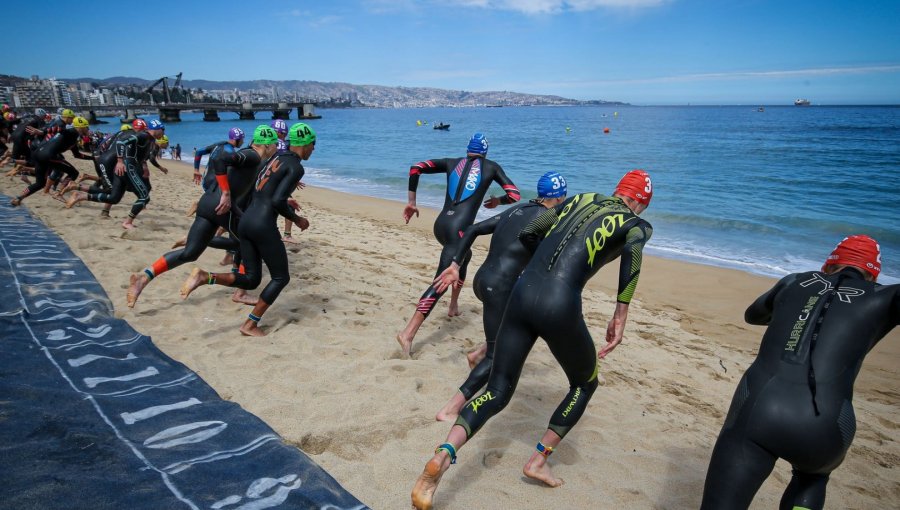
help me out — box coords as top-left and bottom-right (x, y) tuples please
(757, 107), (765, 112)
(794, 99), (811, 106)
(434, 122), (450, 130)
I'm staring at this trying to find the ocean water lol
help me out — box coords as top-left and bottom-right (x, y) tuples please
(99, 105), (900, 283)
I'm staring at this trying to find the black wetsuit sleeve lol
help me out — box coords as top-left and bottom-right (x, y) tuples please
(492, 163), (521, 205)
(744, 274), (795, 325)
(272, 166), (303, 222)
(451, 212), (503, 264)
(616, 222), (653, 304)
(70, 145), (92, 160)
(518, 203), (564, 253)
(194, 143), (217, 170)
(116, 134), (136, 160)
(408, 158), (452, 192)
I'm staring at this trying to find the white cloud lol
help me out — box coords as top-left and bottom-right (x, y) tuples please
(442, 0), (668, 14)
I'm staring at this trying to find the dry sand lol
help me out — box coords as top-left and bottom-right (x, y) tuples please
(2, 158), (897, 509)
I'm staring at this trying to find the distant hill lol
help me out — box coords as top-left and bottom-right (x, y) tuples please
(58, 76), (624, 108)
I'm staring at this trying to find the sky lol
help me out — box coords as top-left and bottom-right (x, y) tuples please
(6, 0), (900, 105)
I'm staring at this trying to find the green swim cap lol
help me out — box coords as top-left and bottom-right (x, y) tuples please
(289, 123), (316, 147)
(252, 125), (278, 145)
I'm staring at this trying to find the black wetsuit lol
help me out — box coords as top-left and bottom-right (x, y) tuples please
(407, 155), (520, 317)
(700, 268), (900, 510)
(194, 141), (230, 191)
(10, 115), (45, 163)
(451, 200), (550, 399)
(87, 131), (156, 219)
(215, 152), (304, 307)
(146, 147), (262, 279)
(455, 193), (652, 441)
(19, 128), (90, 199)
(88, 131), (128, 193)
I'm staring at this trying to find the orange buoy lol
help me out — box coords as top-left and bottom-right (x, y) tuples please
(603, 127), (610, 134)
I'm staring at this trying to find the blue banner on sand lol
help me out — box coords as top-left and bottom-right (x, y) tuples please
(0, 196), (369, 510)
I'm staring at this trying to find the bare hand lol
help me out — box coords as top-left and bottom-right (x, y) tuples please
(403, 204), (419, 224)
(295, 217), (310, 231)
(598, 303), (629, 359)
(192, 172), (202, 185)
(159, 166), (169, 175)
(287, 198), (300, 210)
(115, 162), (125, 176)
(296, 181), (306, 190)
(215, 193), (231, 215)
(433, 263), (461, 294)
(25, 126), (42, 136)
(483, 196), (500, 209)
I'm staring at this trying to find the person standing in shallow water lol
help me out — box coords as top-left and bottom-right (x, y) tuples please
(700, 235), (899, 510)
(411, 170), (654, 510)
(397, 132), (520, 357)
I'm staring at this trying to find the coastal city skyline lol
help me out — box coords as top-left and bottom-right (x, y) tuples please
(6, 0), (900, 105)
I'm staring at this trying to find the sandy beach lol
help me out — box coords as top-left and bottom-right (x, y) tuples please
(2, 157), (897, 509)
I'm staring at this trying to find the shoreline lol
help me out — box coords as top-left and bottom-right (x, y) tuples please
(1, 158), (896, 509)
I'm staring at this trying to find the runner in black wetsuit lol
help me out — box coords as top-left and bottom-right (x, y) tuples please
(66, 119), (165, 229)
(700, 235), (899, 510)
(431, 172), (569, 422)
(181, 123), (315, 337)
(63, 123), (136, 217)
(7, 110), (48, 175)
(411, 170), (654, 510)
(0, 112), (13, 164)
(126, 125), (279, 308)
(10, 117), (93, 206)
(397, 133), (521, 357)
(185, 127), (244, 216)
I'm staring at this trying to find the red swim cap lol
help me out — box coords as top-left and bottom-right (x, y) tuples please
(614, 169), (652, 206)
(822, 235), (881, 281)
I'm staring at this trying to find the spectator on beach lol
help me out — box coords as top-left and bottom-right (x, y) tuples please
(175, 143), (182, 160)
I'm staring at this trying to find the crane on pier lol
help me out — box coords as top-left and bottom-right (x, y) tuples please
(145, 72), (183, 104)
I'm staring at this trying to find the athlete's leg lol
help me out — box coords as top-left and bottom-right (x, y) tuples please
(11, 158), (49, 205)
(699, 426), (778, 509)
(413, 306), (538, 510)
(779, 470), (829, 510)
(122, 164), (150, 229)
(242, 231), (291, 335)
(438, 285), (510, 421)
(128, 216), (219, 307)
(526, 316), (599, 487)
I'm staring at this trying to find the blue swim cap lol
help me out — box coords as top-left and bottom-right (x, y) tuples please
(467, 133), (488, 155)
(148, 119), (165, 130)
(537, 171), (567, 198)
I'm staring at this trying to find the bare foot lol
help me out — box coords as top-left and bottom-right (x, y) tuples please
(411, 453), (451, 510)
(99, 209), (110, 218)
(180, 268), (208, 300)
(10, 197), (21, 207)
(122, 220), (135, 230)
(466, 343), (488, 369)
(523, 452), (564, 487)
(239, 321), (266, 337)
(65, 192), (84, 209)
(126, 273), (149, 308)
(448, 302), (461, 317)
(282, 234), (299, 244)
(435, 393), (466, 422)
(59, 180), (79, 196)
(171, 236), (187, 249)
(232, 290), (259, 306)
(219, 253), (234, 266)
(396, 332), (412, 359)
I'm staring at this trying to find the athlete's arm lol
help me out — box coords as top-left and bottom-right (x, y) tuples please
(404, 158), (451, 223)
(616, 223), (653, 304)
(272, 166), (304, 223)
(484, 164), (520, 208)
(744, 274), (794, 325)
(518, 203), (565, 253)
(435, 212), (504, 292)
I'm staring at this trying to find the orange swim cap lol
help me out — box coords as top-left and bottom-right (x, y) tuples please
(614, 169), (652, 206)
(822, 235), (881, 281)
